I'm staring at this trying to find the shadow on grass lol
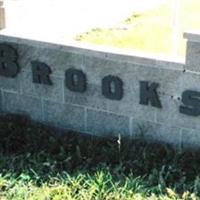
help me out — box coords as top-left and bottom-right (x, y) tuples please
(0, 114), (200, 196)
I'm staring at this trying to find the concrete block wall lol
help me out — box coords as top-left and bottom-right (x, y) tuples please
(0, 32), (200, 149)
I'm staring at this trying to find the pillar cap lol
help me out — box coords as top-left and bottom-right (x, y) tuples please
(184, 31), (200, 42)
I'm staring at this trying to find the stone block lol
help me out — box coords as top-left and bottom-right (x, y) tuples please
(43, 100), (85, 132)
(0, 75), (21, 93)
(21, 70), (64, 103)
(156, 71), (200, 130)
(2, 91), (43, 121)
(89, 56), (181, 118)
(148, 124), (181, 148)
(64, 56), (183, 123)
(65, 82), (107, 110)
(86, 109), (130, 136)
(64, 57), (127, 111)
(156, 59), (184, 70)
(0, 41), (84, 76)
(36, 48), (84, 76)
(0, 42), (34, 70)
(181, 129), (200, 149)
(185, 41), (200, 72)
(131, 118), (181, 147)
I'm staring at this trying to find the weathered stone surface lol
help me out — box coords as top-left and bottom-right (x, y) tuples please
(181, 129), (200, 149)
(156, 59), (184, 70)
(156, 71), (200, 130)
(147, 124), (181, 148)
(104, 65), (182, 120)
(64, 56), (182, 121)
(0, 75), (21, 93)
(21, 70), (64, 103)
(0, 41), (39, 71)
(0, 33), (199, 149)
(185, 41), (200, 72)
(86, 109), (130, 136)
(131, 119), (181, 147)
(95, 57), (181, 117)
(184, 31), (200, 42)
(0, 39), (84, 77)
(65, 82), (107, 110)
(43, 100), (85, 132)
(2, 91), (43, 121)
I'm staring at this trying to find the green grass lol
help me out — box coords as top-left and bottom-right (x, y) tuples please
(75, 0), (200, 57)
(1, 114), (200, 199)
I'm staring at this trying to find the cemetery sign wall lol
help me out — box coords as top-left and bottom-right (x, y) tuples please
(0, 32), (199, 149)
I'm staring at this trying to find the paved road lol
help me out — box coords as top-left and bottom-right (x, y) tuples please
(1, 0), (167, 43)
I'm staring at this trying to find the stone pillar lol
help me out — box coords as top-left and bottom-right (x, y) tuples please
(0, 1), (5, 30)
(184, 31), (200, 72)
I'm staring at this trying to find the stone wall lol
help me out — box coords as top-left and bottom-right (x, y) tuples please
(0, 32), (200, 149)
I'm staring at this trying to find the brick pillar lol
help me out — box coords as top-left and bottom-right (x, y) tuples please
(0, 1), (5, 30)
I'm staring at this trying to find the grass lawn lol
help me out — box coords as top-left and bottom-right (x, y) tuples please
(75, 0), (200, 57)
(0, 114), (200, 199)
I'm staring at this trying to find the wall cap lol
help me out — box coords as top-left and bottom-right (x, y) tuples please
(0, 33), (184, 69)
(184, 31), (200, 42)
